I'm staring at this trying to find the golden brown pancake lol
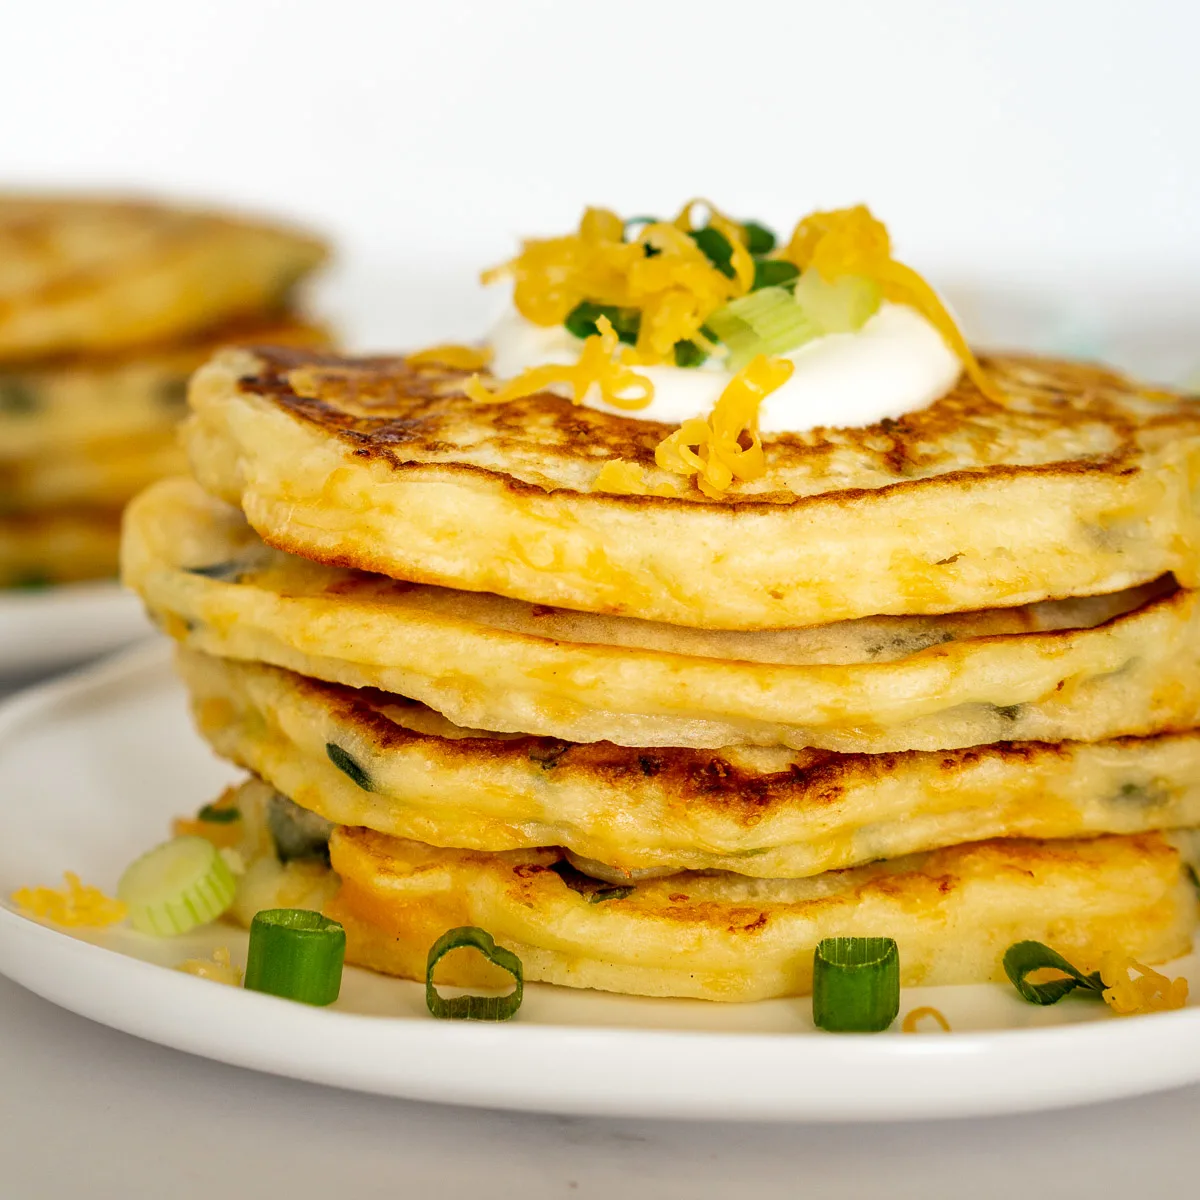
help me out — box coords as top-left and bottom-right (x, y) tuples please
(125, 479), (1200, 752)
(0, 508), (122, 586)
(183, 345), (1200, 629)
(181, 648), (1200, 879)
(0, 196), (327, 360)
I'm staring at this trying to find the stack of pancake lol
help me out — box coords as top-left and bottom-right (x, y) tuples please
(0, 196), (327, 587)
(123, 345), (1200, 1002)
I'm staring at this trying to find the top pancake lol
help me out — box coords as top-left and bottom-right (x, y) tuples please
(185, 345), (1200, 629)
(0, 196), (327, 361)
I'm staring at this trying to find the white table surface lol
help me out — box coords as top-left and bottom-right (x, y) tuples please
(2, 967), (1200, 1199)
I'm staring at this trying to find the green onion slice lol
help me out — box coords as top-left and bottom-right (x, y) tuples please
(197, 803), (240, 824)
(426, 926), (524, 1021)
(1002, 940), (1106, 1006)
(751, 259), (800, 292)
(706, 287), (821, 371)
(325, 743), (373, 791)
(673, 339), (708, 368)
(688, 227), (736, 279)
(244, 909), (346, 1006)
(742, 220), (777, 256)
(117, 836), (237, 936)
(812, 937), (900, 1032)
(792, 270), (881, 335)
(564, 301), (641, 345)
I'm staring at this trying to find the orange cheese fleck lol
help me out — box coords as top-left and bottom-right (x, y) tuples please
(902, 1005), (952, 1033)
(406, 344), (494, 370)
(11, 872), (126, 928)
(1099, 954), (1188, 1015)
(655, 354), (793, 498)
(593, 460), (681, 498)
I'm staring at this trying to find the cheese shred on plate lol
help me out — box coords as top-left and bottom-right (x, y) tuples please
(901, 1005), (952, 1033)
(175, 945), (243, 987)
(11, 872), (127, 927)
(1100, 954), (1189, 1015)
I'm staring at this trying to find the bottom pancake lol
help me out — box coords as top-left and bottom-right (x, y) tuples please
(212, 778), (1199, 1003)
(0, 508), (123, 586)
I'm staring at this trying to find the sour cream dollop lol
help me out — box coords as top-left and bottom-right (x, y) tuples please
(487, 302), (962, 433)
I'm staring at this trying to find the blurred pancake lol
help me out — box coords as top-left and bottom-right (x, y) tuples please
(0, 316), (329, 510)
(181, 648), (1200, 879)
(0, 195), (327, 360)
(125, 478), (1200, 752)
(0, 508), (121, 586)
(183, 345), (1200, 629)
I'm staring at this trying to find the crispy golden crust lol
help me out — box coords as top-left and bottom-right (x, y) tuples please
(124, 478), (1200, 752)
(322, 824), (1197, 1002)
(0, 316), (330, 510)
(0, 197), (327, 360)
(183, 346), (1200, 628)
(182, 648), (1200, 879)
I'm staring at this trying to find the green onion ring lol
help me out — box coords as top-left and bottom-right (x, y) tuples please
(244, 908), (346, 1006)
(1002, 940), (1106, 1006)
(426, 926), (524, 1021)
(812, 937), (900, 1032)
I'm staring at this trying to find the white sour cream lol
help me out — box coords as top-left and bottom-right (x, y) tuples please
(486, 302), (962, 432)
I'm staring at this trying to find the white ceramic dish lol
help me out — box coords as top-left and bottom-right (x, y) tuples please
(0, 581), (150, 680)
(1, 642), (1199, 1122)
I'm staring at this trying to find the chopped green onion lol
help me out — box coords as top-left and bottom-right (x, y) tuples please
(689, 227), (736, 279)
(751, 260), (800, 292)
(325, 742), (373, 791)
(624, 215), (660, 240)
(1002, 940), (1106, 1006)
(564, 301), (640, 345)
(244, 908), (345, 1006)
(742, 220), (777, 256)
(267, 793), (333, 865)
(706, 287), (821, 371)
(673, 339), (708, 368)
(157, 377), (189, 408)
(184, 560), (246, 582)
(117, 836), (237, 936)
(0, 377), (38, 415)
(426, 926), (524, 1021)
(588, 886), (634, 904)
(11, 573), (51, 591)
(793, 270), (882, 335)
(812, 937), (900, 1032)
(197, 803), (240, 824)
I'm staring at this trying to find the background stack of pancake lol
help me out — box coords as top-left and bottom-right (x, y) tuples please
(123, 344), (1200, 1002)
(0, 196), (327, 588)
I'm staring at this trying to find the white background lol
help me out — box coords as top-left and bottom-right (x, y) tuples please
(3, 0), (1199, 363)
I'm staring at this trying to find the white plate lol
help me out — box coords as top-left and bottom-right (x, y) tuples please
(1, 643), (1200, 1122)
(0, 581), (150, 679)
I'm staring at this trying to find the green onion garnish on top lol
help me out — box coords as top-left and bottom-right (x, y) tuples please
(751, 259), (800, 292)
(244, 909), (346, 1006)
(197, 803), (240, 824)
(689, 226), (736, 279)
(426, 926), (524, 1021)
(812, 937), (900, 1032)
(706, 287), (821, 371)
(741, 220), (777, 256)
(564, 301), (641, 346)
(1002, 940), (1106, 1006)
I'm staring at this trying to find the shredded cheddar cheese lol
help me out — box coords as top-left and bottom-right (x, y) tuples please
(11, 872), (126, 928)
(902, 1005), (952, 1033)
(467, 316), (653, 411)
(593, 459), (681, 497)
(406, 344), (493, 370)
(780, 205), (1001, 402)
(1099, 954), (1188, 1015)
(176, 945), (243, 987)
(655, 354), (794, 498)
(483, 200), (752, 363)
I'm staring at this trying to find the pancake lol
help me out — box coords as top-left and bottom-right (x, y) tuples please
(181, 648), (1200, 879)
(183, 345), (1200, 630)
(216, 780), (1199, 1003)
(0, 196), (327, 360)
(125, 479), (1200, 752)
(0, 508), (122, 586)
(0, 316), (329, 510)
